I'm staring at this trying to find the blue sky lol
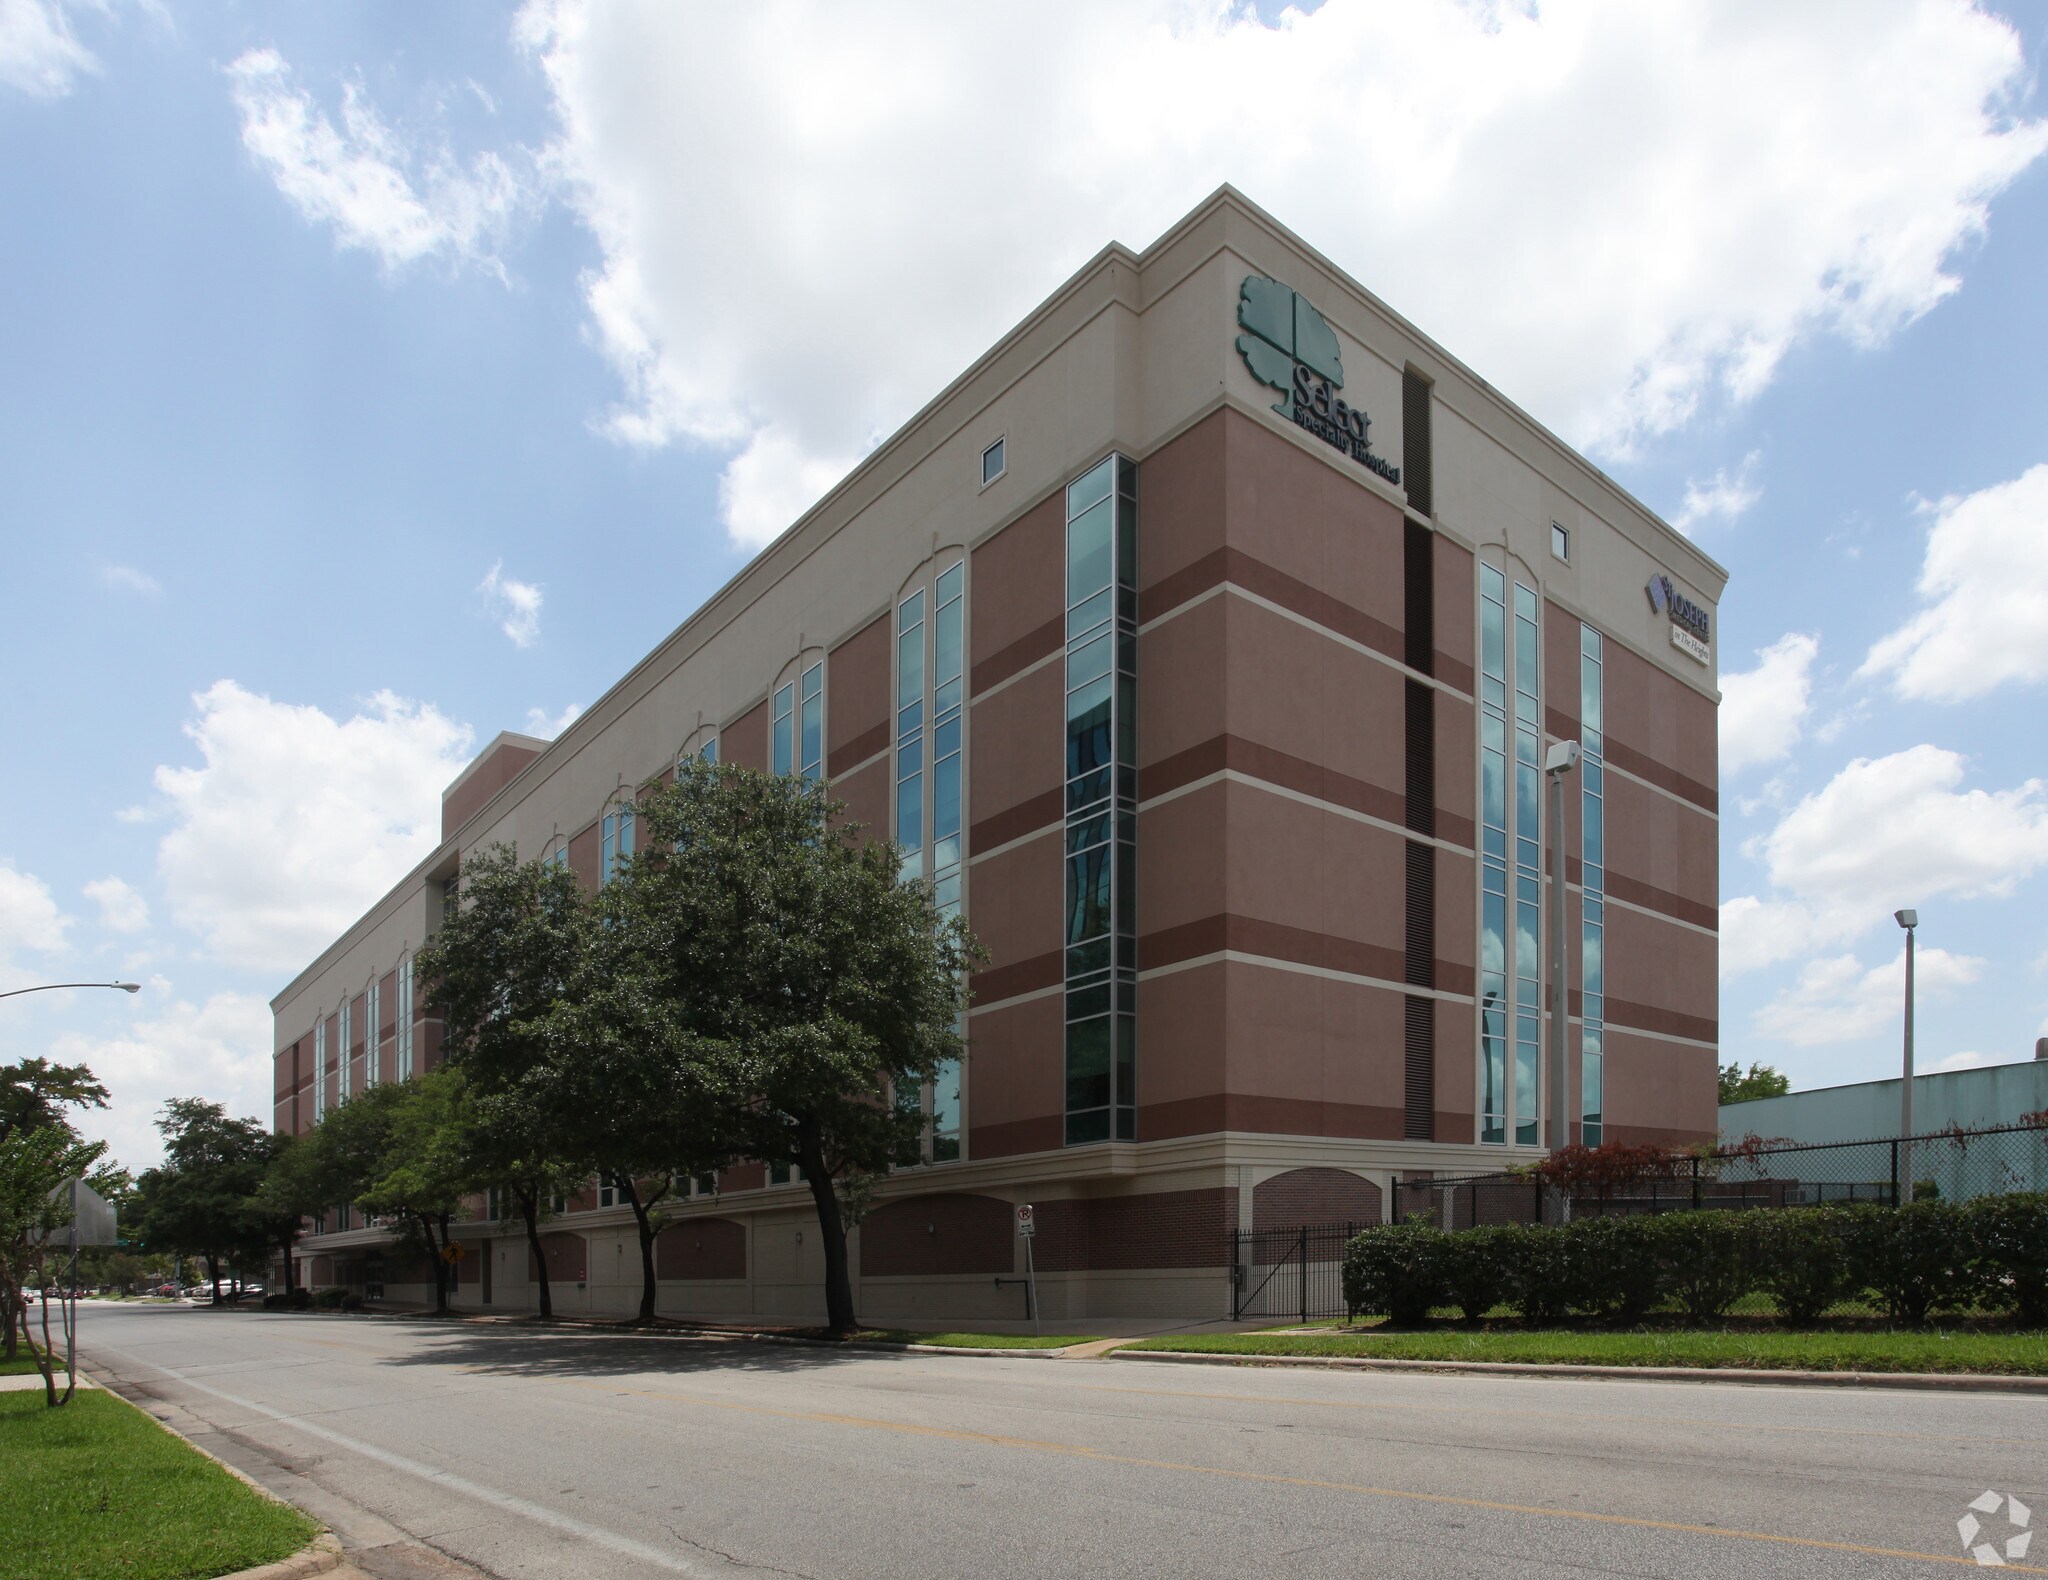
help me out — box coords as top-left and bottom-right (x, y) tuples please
(4, 1), (2046, 1169)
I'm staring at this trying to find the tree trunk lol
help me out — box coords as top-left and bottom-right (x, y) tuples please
(278, 1235), (296, 1296)
(618, 1175), (668, 1324)
(518, 1186), (552, 1319)
(799, 1125), (855, 1335)
(207, 1253), (221, 1305)
(437, 1213), (453, 1314)
(1, 1280), (15, 1360)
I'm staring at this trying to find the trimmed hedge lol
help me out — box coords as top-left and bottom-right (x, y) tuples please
(1341, 1193), (2048, 1328)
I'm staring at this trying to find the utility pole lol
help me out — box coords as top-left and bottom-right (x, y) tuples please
(1894, 909), (1918, 1202)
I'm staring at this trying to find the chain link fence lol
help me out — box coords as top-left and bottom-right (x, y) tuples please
(1392, 1121), (2048, 1228)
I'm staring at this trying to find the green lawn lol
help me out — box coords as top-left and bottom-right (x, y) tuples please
(0, 1340), (54, 1377)
(1118, 1327), (2048, 1373)
(858, 1330), (1098, 1350)
(0, 1389), (318, 1580)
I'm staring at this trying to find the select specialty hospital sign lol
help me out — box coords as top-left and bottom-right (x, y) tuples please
(1235, 275), (1402, 487)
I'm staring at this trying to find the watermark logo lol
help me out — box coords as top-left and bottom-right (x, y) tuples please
(1959, 1490), (2032, 1567)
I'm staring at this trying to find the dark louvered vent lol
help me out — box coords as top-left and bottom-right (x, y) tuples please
(1403, 520), (1434, 675)
(1402, 368), (1434, 518)
(1404, 681), (1435, 838)
(1404, 842), (1435, 987)
(1403, 996), (1435, 1140)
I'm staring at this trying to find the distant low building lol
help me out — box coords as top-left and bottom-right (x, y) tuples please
(1718, 1053), (2048, 1201)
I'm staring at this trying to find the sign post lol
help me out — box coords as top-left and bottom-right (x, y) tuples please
(1015, 1204), (1039, 1337)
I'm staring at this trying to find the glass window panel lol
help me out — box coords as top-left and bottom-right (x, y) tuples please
(801, 691), (822, 778)
(1580, 651), (1602, 738)
(897, 614), (924, 710)
(1115, 1016), (1135, 1104)
(1066, 848), (1112, 943)
(1481, 597), (1505, 682)
(1067, 588), (1110, 642)
(1582, 759), (1602, 793)
(1482, 860), (1507, 895)
(1067, 631), (1111, 691)
(1067, 982), (1110, 1021)
(1067, 768), (1112, 815)
(1067, 497), (1113, 601)
(1067, 458), (1113, 519)
(1117, 497), (1137, 590)
(933, 1057), (961, 1134)
(1481, 563), (1504, 601)
(933, 832), (960, 874)
(1065, 1018), (1111, 1111)
(937, 561), (963, 606)
(1516, 1044), (1539, 1143)
(1515, 617), (1538, 702)
(933, 870), (960, 915)
(933, 714), (962, 763)
(1066, 810), (1111, 853)
(1518, 872), (1539, 904)
(935, 597), (962, 689)
(1482, 747), (1506, 832)
(896, 771), (922, 851)
(772, 706), (793, 778)
(933, 754), (961, 841)
(701, 737), (718, 764)
(802, 661), (821, 703)
(1582, 921), (1604, 997)
(1584, 896), (1603, 925)
(1481, 892), (1506, 975)
(1516, 902), (1539, 980)
(896, 735), (922, 779)
(1116, 674), (1137, 767)
(1581, 623), (1602, 660)
(1066, 937), (1110, 978)
(1066, 676), (1112, 780)
(1066, 1109), (1110, 1145)
(1517, 761), (1539, 841)
(1514, 583), (1536, 621)
(982, 438), (1005, 485)
(1583, 792), (1603, 868)
(1483, 825), (1506, 859)
(1582, 1052), (1603, 1124)
(1482, 675), (1506, 711)
(1117, 841), (1135, 933)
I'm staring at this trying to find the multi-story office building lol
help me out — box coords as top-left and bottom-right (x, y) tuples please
(272, 188), (1725, 1321)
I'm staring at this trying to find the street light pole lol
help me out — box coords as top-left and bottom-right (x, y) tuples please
(1894, 909), (1918, 1203)
(1544, 741), (1582, 1157)
(0, 982), (141, 1001)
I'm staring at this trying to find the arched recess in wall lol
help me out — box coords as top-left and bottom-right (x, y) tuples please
(768, 647), (827, 781)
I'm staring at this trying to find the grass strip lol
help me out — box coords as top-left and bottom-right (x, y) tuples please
(1117, 1328), (2048, 1373)
(858, 1330), (1097, 1350)
(0, 1388), (318, 1580)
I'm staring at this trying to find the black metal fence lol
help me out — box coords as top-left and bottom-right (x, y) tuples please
(1392, 1121), (2048, 1228)
(1229, 1224), (1360, 1321)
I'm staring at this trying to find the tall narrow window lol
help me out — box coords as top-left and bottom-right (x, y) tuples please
(773, 681), (795, 776)
(363, 979), (380, 1089)
(1580, 624), (1606, 1146)
(1512, 582), (1542, 1146)
(338, 997), (352, 1103)
(313, 1016), (327, 1123)
(1063, 455), (1137, 1145)
(800, 661), (824, 780)
(396, 959), (414, 1081)
(896, 562), (967, 1164)
(601, 803), (634, 884)
(698, 736), (719, 766)
(1478, 567), (1509, 1144)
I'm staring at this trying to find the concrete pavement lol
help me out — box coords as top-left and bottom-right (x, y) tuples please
(77, 1302), (2048, 1579)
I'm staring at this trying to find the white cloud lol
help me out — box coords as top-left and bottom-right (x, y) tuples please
(513, 0), (2047, 546)
(1721, 745), (2048, 976)
(1719, 631), (1818, 776)
(479, 560), (543, 647)
(53, 989), (276, 1172)
(1860, 462), (2048, 702)
(227, 47), (539, 276)
(1671, 451), (1763, 533)
(98, 562), (162, 597)
(83, 875), (148, 934)
(0, 860), (71, 990)
(523, 701), (582, 739)
(0, 0), (97, 97)
(1754, 944), (1981, 1047)
(1928, 1050), (1991, 1073)
(151, 680), (473, 973)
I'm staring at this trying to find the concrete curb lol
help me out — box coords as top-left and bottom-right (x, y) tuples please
(214, 1533), (346, 1580)
(1111, 1348), (2048, 1392)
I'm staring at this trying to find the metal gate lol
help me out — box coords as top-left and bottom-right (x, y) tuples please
(1228, 1224), (1358, 1322)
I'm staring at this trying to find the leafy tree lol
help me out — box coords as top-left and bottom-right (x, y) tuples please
(130, 1100), (276, 1303)
(0, 1057), (109, 1144)
(0, 1124), (110, 1403)
(414, 843), (593, 1319)
(288, 1074), (475, 1314)
(1719, 1061), (1791, 1105)
(600, 761), (976, 1333)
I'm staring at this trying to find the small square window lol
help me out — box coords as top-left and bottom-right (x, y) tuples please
(1550, 523), (1570, 561)
(981, 437), (1006, 487)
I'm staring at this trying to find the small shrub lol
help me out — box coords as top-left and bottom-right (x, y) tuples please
(1442, 1226), (1516, 1323)
(341, 1294), (363, 1312)
(1343, 1221), (1449, 1325)
(1502, 1223), (1584, 1325)
(1754, 1207), (1854, 1325)
(1567, 1215), (1662, 1321)
(1845, 1201), (1974, 1324)
(1963, 1193), (2048, 1326)
(1650, 1209), (1756, 1320)
(313, 1287), (348, 1309)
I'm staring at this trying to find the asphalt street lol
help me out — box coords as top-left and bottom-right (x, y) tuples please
(77, 1303), (2046, 1580)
